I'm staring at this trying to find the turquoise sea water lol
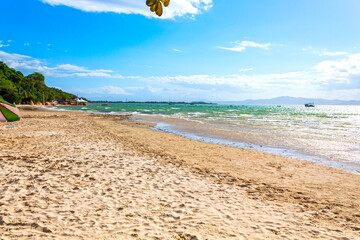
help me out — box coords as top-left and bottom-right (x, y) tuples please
(51, 103), (360, 173)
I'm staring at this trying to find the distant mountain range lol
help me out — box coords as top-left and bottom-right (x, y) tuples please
(218, 96), (360, 105)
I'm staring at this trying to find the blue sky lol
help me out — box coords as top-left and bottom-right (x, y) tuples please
(1, 0), (360, 101)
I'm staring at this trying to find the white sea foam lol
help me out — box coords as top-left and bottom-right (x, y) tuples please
(51, 104), (360, 172)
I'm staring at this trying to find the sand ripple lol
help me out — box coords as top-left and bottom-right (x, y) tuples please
(0, 110), (359, 239)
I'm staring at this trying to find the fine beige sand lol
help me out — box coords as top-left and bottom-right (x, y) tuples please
(0, 109), (359, 239)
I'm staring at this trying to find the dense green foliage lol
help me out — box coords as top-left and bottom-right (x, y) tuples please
(0, 61), (76, 104)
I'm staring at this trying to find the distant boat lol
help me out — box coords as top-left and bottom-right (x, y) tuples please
(101, 103), (109, 106)
(305, 102), (315, 107)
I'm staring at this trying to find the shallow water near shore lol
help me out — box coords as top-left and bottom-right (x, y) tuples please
(50, 103), (360, 173)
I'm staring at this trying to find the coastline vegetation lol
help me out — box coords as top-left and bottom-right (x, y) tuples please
(0, 61), (77, 104)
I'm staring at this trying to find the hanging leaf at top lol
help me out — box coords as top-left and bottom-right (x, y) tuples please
(146, 0), (170, 17)
(161, 0), (170, 7)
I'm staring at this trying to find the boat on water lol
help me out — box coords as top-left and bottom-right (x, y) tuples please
(305, 102), (315, 107)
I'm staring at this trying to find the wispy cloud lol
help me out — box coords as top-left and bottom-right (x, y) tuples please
(172, 49), (182, 52)
(239, 68), (253, 72)
(321, 51), (348, 57)
(218, 40), (271, 52)
(0, 41), (10, 48)
(302, 46), (323, 56)
(303, 46), (349, 57)
(1, 50), (359, 100)
(218, 46), (245, 52)
(24, 43), (30, 46)
(313, 53), (360, 84)
(302, 46), (313, 52)
(142, 54), (360, 100)
(145, 72), (313, 87)
(2, 50), (359, 89)
(146, 54), (360, 89)
(40, 0), (213, 19)
(77, 86), (150, 97)
(78, 86), (132, 95)
(0, 50), (125, 78)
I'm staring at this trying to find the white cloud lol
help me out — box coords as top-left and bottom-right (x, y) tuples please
(301, 46), (320, 55)
(24, 43), (30, 46)
(142, 53), (360, 100)
(240, 41), (271, 48)
(172, 48), (182, 52)
(218, 46), (245, 52)
(146, 72), (314, 88)
(302, 46), (313, 52)
(79, 86), (132, 95)
(321, 51), (348, 57)
(218, 40), (271, 52)
(0, 50), (124, 78)
(0, 51), (43, 70)
(239, 68), (253, 72)
(313, 53), (360, 85)
(303, 47), (349, 57)
(0, 41), (10, 48)
(146, 54), (360, 90)
(40, 0), (213, 19)
(1, 50), (359, 100)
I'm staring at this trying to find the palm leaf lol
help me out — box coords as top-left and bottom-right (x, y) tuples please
(160, 0), (170, 7)
(146, 0), (157, 7)
(155, 1), (163, 16)
(146, 0), (170, 17)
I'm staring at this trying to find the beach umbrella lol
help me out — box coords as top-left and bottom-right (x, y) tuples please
(0, 96), (21, 122)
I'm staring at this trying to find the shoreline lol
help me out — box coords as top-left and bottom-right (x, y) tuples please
(134, 114), (360, 174)
(43, 104), (360, 174)
(2, 108), (359, 239)
(38, 106), (360, 174)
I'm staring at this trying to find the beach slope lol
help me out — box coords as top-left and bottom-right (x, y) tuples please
(0, 110), (359, 239)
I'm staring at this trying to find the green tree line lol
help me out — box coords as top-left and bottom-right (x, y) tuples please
(0, 61), (76, 104)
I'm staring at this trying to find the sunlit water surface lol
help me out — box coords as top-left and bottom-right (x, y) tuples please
(51, 104), (360, 173)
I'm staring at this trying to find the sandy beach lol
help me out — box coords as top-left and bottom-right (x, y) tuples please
(1, 108), (360, 239)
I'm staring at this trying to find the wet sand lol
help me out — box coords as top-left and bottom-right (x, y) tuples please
(134, 114), (360, 173)
(0, 109), (359, 239)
